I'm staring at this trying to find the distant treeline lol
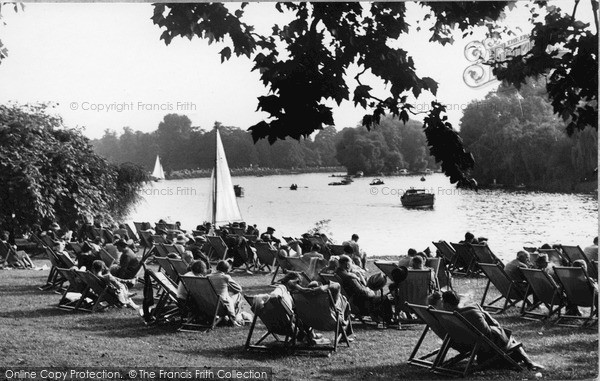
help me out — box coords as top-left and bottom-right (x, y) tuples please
(91, 117), (439, 176)
(460, 79), (598, 192)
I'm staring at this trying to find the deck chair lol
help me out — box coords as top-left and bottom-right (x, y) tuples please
(554, 266), (598, 326)
(56, 267), (91, 312)
(39, 247), (66, 291)
(405, 303), (470, 369)
(393, 269), (436, 322)
(478, 263), (530, 314)
(102, 229), (114, 243)
(561, 245), (597, 279)
(519, 268), (566, 320)
(291, 286), (352, 353)
(319, 273), (365, 323)
(538, 248), (568, 267)
(179, 276), (226, 331)
(471, 244), (503, 267)
(271, 256), (312, 284)
(232, 244), (256, 273)
(450, 243), (480, 276)
(230, 227), (245, 236)
(426, 257), (449, 290)
(99, 248), (115, 267)
(244, 291), (297, 350)
(328, 244), (346, 256)
(143, 268), (180, 325)
(255, 242), (277, 272)
(429, 309), (523, 377)
(155, 257), (178, 283)
(75, 270), (125, 312)
(432, 241), (458, 272)
(374, 261), (398, 279)
(167, 258), (189, 278)
(206, 236), (228, 262)
(125, 223), (139, 242)
(68, 242), (84, 256)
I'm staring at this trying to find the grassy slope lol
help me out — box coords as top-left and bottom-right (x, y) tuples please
(0, 260), (597, 381)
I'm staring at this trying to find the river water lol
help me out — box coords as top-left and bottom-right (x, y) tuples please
(128, 173), (598, 263)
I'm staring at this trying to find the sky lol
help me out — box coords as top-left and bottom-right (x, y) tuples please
(0, 2), (593, 139)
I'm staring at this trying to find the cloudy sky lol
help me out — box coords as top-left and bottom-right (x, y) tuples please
(0, 2), (592, 139)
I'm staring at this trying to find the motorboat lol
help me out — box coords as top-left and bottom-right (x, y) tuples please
(401, 188), (434, 207)
(370, 178), (385, 185)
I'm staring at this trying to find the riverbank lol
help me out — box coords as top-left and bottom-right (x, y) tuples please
(168, 166), (347, 180)
(1, 259), (597, 380)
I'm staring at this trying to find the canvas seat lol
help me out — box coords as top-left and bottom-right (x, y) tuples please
(432, 241), (460, 273)
(519, 268), (566, 320)
(255, 242), (277, 272)
(167, 258), (189, 278)
(554, 266), (598, 327)
(155, 257), (179, 283)
(39, 247), (74, 291)
(478, 263), (530, 314)
(141, 267), (180, 325)
(561, 245), (597, 279)
(179, 275), (227, 331)
(271, 256), (312, 284)
(450, 243), (480, 276)
(428, 308), (523, 377)
(55, 267), (92, 312)
(74, 270), (125, 312)
(392, 269), (436, 323)
(206, 236), (228, 262)
(291, 284), (352, 353)
(244, 289), (297, 350)
(471, 244), (504, 267)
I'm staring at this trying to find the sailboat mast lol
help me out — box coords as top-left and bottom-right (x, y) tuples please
(212, 127), (218, 226)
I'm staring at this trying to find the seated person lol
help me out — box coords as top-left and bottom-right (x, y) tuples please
(1, 231), (34, 269)
(504, 251), (532, 284)
(77, 242), (99, 270)
(302, 244), (325, 261)
(260, 226), (281, 246)
(460, 232), (477, 244)
(343, 244), (366, 275)
(572, 260), (598, 293)
(207, 260), (243, 325)
(335, 255), (393, 325)
(583, 237), (598, 262)
(433, 290), (544, 371)
(114, 224), (130, 240)
(410, 255), (437, 291)
(398, 248), (418, 268)
(91, 260), (138, 309)
(321, 256), (340, 275)
(110, 239), (140, 280)
(342, 233), (366, 269)
(177, 260), (209, 302)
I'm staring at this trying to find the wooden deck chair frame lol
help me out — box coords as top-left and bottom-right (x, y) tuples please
(271, 256), (312, 284)
(231, 244), (256, 273)
(478, 263), (530, 314)
(450, 242), (480, 276)
(519, 268), (565, 320)
(393, 269), (436, 323)
(319, 273), (367, 324)
(39, 247), (71, 291)
(255, 242), (277, 272)
(244, 294), (297, 350)
(144, 268), (180, 325)
(155, 257), (178, 283)
(206, 236), (228, 262)
(167, 258), (189, 279)
(560, 245), (597, 279)
(291, 288), (352, 353)
(55, 268), (92, 312)
(75, 270), (124, 312)
(429, 309), (523, 377)
(405, 303), (470, 369)
(471, 244), (503, 267)
(179, 276), (226, 331)
(554, 266), (598, 327)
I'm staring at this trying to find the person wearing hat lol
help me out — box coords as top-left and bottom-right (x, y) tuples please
(110, 239), (139, 280)
(335, 255), (393, 326)
(436, 290), (545, 371)
(174, 234), (188, 253)
(260, 227), (281, 246)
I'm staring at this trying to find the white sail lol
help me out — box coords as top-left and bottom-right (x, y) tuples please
(205, 129), (242, 225)
(151, 155), (165, 180)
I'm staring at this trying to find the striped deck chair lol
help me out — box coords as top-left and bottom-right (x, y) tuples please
(155, 257), (178, 283)
(255, 242), (277, 272)
(206, 236), (228, 262)
(478, 263), (530, 314)
(519, 268), (566, 320)
(291, 285), (352, 353)
(405, 303), (471, 369)
(393, 269), (436, 323)
(179, 276), (226, 331)
(554, 266), (598, 327)
(75, 270), (125, 312)
(142, 268), (180, 325)
(244, 290), (297, 350)
(429, 308), (523, 377)
(56, 267), (91, 312)
(561, 245), (597, 279)
(450, 243), (480, 276)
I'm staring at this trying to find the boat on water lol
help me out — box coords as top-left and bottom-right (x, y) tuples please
(290, 184), (298, 190)
(354, 171), (364, 178)
(329, 178), (352, 186)
(206, 128), (243, 226)
(398, 169), (409, 175)
(401, 188), (435, 208)
(151, 155), (166, 181)
(370, 178), (385, 185)
(233, 185), (244, 197)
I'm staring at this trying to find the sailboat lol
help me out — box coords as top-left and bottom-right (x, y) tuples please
(151, 155), (165, 181)
(205, 128), (243, 226)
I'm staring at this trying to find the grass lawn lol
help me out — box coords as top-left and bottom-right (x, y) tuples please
(0, 259), (597, 380)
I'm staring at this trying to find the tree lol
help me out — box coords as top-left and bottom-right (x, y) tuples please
(0, 103), (148, 234)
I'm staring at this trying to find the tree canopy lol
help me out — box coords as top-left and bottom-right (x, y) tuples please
(150, 1), (597, 188)
(0, 103), (149, 234)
